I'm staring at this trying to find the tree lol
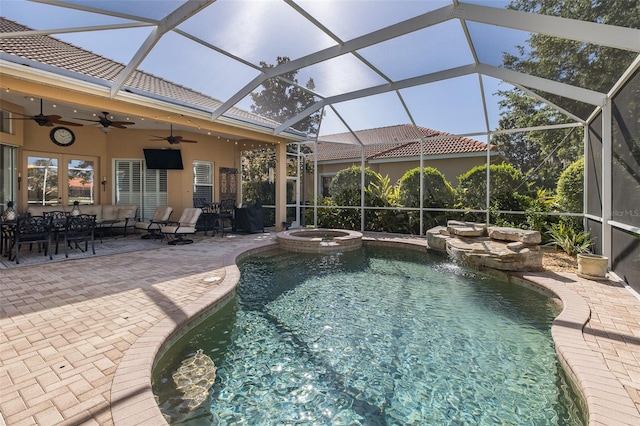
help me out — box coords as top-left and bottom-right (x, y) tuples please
(250, 56), (321, 135)
(494, 0), (638, 190)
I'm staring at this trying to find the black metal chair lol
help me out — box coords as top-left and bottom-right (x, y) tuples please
(43, 210), (68, 254)
(213, 199), (235, 238)
(13, 215), (53, 264)
(63, 214), (96, 258)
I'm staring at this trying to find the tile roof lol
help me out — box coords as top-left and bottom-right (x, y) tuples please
(311, 124), (495, 161)
(0, 17), (280, 129)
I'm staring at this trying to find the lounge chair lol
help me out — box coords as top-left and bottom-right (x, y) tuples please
(160, 208), (202, 245)
(135, 206), (173, 239)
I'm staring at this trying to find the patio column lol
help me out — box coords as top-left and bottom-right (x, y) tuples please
(275, 142), (287, 231)
(601, 101), (612, 266)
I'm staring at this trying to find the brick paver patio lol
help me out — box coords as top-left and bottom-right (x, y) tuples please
(1, 232), (639, 425)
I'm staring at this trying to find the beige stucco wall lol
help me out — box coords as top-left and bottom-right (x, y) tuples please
(0, 80), (282, 216)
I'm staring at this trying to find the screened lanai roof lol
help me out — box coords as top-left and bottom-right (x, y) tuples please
(1, 0), (638, 145)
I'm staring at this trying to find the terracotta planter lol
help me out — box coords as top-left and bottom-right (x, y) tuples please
(577, 253), (609, 280)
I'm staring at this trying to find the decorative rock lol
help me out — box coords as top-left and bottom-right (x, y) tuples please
(447, 221), (487, 237)
(507, 241), (526, 251)
(426, 226), (449, 251)
(487, 226), (541, 244)
(446, 237), (543, 271)
(427, 223), (544, 272)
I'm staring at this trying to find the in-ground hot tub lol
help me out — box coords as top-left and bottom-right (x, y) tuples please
(276, 228), (363, 253)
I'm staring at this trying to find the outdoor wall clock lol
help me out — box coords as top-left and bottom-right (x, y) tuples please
(50, 126), (75, 146)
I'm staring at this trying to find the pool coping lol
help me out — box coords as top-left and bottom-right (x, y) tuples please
(110, 235), (640, 425)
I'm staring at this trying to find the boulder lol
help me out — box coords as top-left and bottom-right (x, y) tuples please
(487, 226), (542, 244)
(447, 221), (487, 237)
(427, 223), (544, 272)
(446, 237), (543, 272)
(426, 226), (450, 251)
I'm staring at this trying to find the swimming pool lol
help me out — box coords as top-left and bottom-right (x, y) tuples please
(153, 245), (585, 425)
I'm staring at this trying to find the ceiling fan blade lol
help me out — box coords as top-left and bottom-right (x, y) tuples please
(180, 139), (198, 143)
(109, 121), (134, 126)
(111, 123), (128, 129)
(149, 138), (167, 141)
(77, 118), (101, 123)
(43, 115), (63, 121)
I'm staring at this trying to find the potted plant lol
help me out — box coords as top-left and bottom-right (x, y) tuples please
(546, 222), (608, 280)
(577, 253), (609, 280)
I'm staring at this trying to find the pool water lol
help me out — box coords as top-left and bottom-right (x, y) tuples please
(153, 246), (586, 425)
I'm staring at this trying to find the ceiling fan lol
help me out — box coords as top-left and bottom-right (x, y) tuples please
(80, 111), (135, 129)
(5, 98), (83, 127)
(150, 124), (198, 144)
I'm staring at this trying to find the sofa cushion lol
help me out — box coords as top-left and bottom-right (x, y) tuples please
(117, 207), (136, 221)
(79, 205), (102, 218)
(100, 205), (119, 221)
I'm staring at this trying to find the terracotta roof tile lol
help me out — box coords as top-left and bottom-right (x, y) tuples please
(0, 18), (280, 127)
(312, 124), (494, 161)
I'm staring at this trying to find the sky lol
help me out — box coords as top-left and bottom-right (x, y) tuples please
(0, 0), (527, 142)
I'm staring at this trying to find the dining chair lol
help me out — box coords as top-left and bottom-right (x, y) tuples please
(13, 215), (53, 264)
(63, 214), (96, 258)
(43, 210), (68, 255)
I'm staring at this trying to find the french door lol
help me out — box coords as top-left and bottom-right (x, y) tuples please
(25, 152), (98, 207)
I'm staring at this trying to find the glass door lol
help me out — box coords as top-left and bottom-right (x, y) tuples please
(25, 152), (97, 207)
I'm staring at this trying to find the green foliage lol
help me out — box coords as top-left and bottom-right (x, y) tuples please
(250, 56), (321, 134)
(456, 163), (531, 211)
(495, 0), (636, 190)
(556, 158), (584, 213)
(546, 222), (592, 256)
(305, 197), (342, 229)
(364, 175), (409, 232)
(329, 165), (381, 207)
(526, 189), (557, 239)
(397, 167), (455, 208)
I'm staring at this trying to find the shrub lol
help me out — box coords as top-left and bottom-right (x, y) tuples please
(546, 222), (592, 256)
(397, 167), (455, 208)
(556, 158), (584, 213)
(456, 163), (532, 212)
(329, 165), (381, 206)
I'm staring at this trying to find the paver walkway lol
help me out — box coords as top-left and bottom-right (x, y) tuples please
(1, 232), (639, 425)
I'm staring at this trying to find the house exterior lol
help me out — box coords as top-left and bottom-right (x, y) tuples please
(0, 17), (302, 225)
(310, 124), (500, 197)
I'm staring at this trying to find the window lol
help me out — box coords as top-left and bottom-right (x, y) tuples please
(67, 159), (95, 204)
(115, 159), (167, 221)
(321, 175), (334, 197)
(27, 156), (59, 206)
(193, 160), (214, 204)
(1, 144), (17, 212)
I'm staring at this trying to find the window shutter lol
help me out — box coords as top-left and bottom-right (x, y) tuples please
(114, 159), (167, 221)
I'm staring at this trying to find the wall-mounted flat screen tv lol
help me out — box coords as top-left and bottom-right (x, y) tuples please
(143, 149), (184, 170)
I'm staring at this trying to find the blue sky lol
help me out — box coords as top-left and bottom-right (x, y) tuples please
(1, 0), (525, 141)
